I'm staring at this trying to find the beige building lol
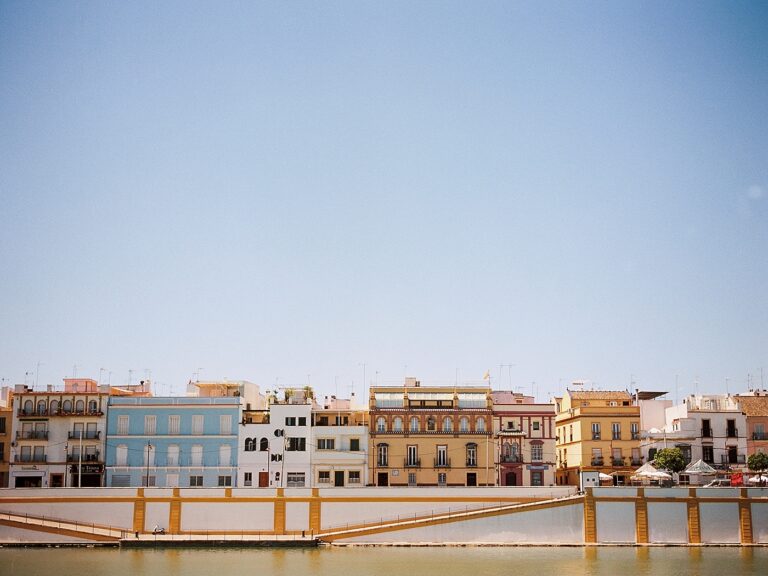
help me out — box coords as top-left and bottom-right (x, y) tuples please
(555, 389), (641, 486)
(368, 379), (494, 487)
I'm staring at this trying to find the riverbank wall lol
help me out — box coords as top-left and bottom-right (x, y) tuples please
(0, 486), (765, 545)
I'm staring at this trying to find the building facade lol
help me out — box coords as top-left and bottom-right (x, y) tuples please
(368, 379), (494, 487)
(640, 394), (749, 475)
(491, 391), (556, 486)
(736, 390), (768, 459)
(10, 379), (108, 488)
(0, 398), (11, 487)
(555, 390), (641, 486)
(311, 397), (368, 487)
(105, 395), (240, 487)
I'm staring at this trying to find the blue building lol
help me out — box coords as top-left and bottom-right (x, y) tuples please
(105, 396), (241, 488)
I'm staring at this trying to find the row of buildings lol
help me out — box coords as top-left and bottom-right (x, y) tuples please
(0, 376), (766, 489)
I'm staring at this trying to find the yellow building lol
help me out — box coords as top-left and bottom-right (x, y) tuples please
(0, 400), (11, 487)
(369, 379), (494, 487)
(555, 389), (641, 486)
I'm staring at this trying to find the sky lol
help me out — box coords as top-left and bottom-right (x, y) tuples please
(1, 1), (767, 401)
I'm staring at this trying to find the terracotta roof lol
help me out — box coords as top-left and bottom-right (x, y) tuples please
(737, 396), (768, 417)
(568, 390), (632, 400)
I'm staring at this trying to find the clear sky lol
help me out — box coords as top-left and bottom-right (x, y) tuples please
(1, 1), (767, 401)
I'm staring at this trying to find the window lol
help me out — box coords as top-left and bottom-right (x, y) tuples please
(192, 415), (204, 435)
(318, 471), (331, 483)
(459, 417), (469, 432)
(631, 447), (641, 464)
(476, 417), (486, 432)
(117, 415), (129, 435)
(75, 400), (85, 413)
(144, 415), (157, 435)
(62, 399), (72, 413)
(116, 445), (128, 466)
(298, 417), (307, 426)
(410, 417), (420, 432)
(466, 443), (477, 467)
(436, 445), (448, 467)
(111, 475), (131, 487)
(348, 471), (361, 484)
(350, 438), (360, 451)
(37, 400), (46, 414)
(443, 418), (453, 432)
(143, 475), (156, 487)
(317, 438), (335, 450)
(408, 472), (417, 487)
(285, 417), (297, 426)
(532, 421), (540, 431)
(569, 425), (573, 442)
(286, 437), (306, 451)
(167, 445), (179, 467)
(244, 438), (254, 452)
(531, 471), (543, 486)
(217, 475), (232, 487)
(591, 423), (601, 440)
(191, 445), (203, 466)
(88, 400), (98, 413)
(244, 472), (253, 486)
(427, 417), (436, 431)
(393, 417), (403, 432)
(506, 421), (515, 430)
(144, 445), (155, 466)
(220, 415), (232, 435)
(49, 400), (59, 414)
(189, 476), (203, 487)
(438, 472), (447, 487)
(612, 422), (621, 440)
(531, 444), (543, 462)
(168, 415), (180, 435)
(286, 472), (305, 487)
(218, 445), (231, 466)
(377, 444), (388, 467)
(407, 445), (419, 466)
(631, 422), (639, 440)
(612, 448), (623, 465)
(376, 417), (386, 433)
(591, 448), (602, 465)
(260, 438), (269, 451)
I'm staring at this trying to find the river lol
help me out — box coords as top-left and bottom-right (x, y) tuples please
(1, 546), (767, 575)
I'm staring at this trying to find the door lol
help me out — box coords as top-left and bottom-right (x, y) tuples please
(466, 472), (477, 486)
(166, 474), (179, 488)
(377, 472), (388, 486)
(505, 471), (517, 486)
(334, 470), (345, 487)
(50, 474), (64, 488)
(258, 471), (269, 487)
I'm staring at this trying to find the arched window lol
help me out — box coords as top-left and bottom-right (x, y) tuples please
(476, 417), (486, 432)
(393, 417), (403, 432)
(459, 417), (469, 433)
(23, 400), (33, 415)
(510, 443), (519, 460)
(443, 417), (453, 432)
(62, 400), (72, 413)
(260, 438), (269, 451)
(377, 443), (389, 467)
(376, 417), (386, 433)
(88, 400), (98, 413)
(37, 400), (46, 415)
(427, 417), (436, 431)
(244, 438), (254, 452)
(466, 443), (477, 467)
(49, 400), (59, 414)
(75, 400), (85, 413)
(410, 417), (420, 432)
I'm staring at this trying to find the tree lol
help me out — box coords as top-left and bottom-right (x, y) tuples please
(652, 448), (687, 474)
(747, 452), (768, 473)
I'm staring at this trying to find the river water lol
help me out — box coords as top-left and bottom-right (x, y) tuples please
(1, 546), (767, 575)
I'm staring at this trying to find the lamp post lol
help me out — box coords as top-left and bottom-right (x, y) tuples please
(145, 442), (153, 487)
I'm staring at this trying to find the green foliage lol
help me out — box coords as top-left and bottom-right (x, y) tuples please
(652, 448), (687, 473)
(747, 452), (768, 472)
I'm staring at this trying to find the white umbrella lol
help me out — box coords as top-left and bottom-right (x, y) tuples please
(684, 459), (717, 476)
(748, 475), (768, 484)
(633, 462), (660, 478)
(598, 472), (613, 481)
(651, 470), (672, 480)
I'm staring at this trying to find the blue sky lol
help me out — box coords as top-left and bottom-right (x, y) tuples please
(1, 1), (767, 400)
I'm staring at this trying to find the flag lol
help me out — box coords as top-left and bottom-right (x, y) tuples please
(483, 370), (490, 381)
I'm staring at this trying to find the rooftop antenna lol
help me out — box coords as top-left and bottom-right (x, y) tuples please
(35, 362), (43, 389)
(675, 374), (679, 405)
(72, 364), (78, 378)
(128, 369), (133, 386)
(725, 377), (730, 396)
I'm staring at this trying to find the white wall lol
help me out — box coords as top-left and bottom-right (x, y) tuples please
(181, 502), (274, 531)
(699, 502), (740, 544)
(647, 502), (688, 543)
(595, 502), (636, 543)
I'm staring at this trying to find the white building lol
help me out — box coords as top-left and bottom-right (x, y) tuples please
(310, 396), (368, 487)
(640, 394), (747, 473)
(239, 389), (312, 488)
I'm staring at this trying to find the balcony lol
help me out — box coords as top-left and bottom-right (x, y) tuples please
(466, 459), (477, 468)
(701, 428), (713, 438)
(726, 428), (738, 438)
(404, 458), (421, 468)
(377, 460), (389, 468)
(592, 433), (601, 440)
(631, 459), (643, 466)
(67, 451), (101, 463)
(500, 454), (522, 463)
(18, 409), (48, 417)
(433, 457), (451, 468)
(611, 458), (625, 466)
(67, 430), (101, 440)
(16, 430), (48, 440)
(591, 458), (604, 466)
(15, 454), (47, 463)
(717, 454), (746, 468)
(752, 432), (767, 441)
